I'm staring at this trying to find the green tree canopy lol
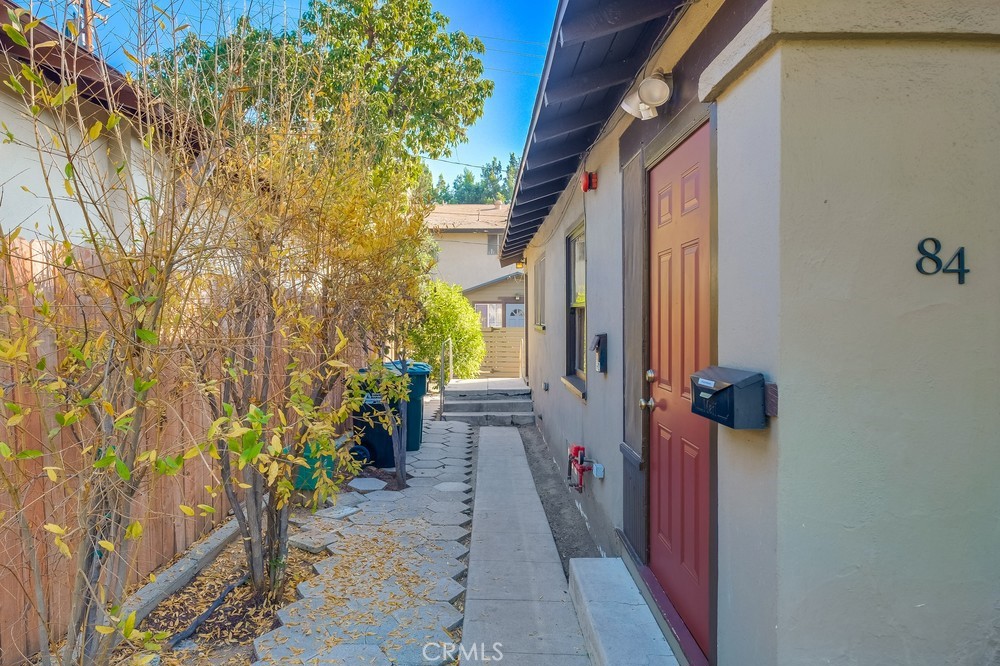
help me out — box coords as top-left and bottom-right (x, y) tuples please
(431, 152), (521, 204)
(148, 0), (494, 180)
(301, 0), (493, 162)
(408, 281), (485, 379)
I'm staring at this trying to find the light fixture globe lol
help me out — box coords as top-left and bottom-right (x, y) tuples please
(621, 90), (643, 118)
(637, 72), (672, 107)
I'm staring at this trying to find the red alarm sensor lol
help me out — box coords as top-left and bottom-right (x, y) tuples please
(580, 171), (598, 192)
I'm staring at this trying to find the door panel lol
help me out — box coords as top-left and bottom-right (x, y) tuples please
(656, 251), (673, 393)
(648, 122), (712, 656)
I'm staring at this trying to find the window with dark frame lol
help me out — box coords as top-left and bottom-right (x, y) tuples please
(533, 256), (546, 329)
(487, 233), (500, 255)
(567, 226), (586, 381)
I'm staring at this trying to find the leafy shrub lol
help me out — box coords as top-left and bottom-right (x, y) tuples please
(409, 281), (485, 380)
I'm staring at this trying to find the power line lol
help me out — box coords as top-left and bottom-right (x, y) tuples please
(484, 67), (541, 78)
(484, 47), (545, 59)
(425, 157), (489, 169)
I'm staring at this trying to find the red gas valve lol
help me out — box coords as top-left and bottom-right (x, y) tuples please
(567, 444), (593, 493)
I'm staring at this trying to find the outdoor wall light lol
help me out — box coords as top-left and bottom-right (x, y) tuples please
(638, 72), (672, 107)
(620, 91), (655, 120)
(515, 259), (525, 269)
(621, 72), (673, 121)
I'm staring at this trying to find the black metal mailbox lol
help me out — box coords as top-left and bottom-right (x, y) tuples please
(690, 366), (767, 429)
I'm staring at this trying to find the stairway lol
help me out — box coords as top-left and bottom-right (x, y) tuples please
(441, 380), (535, 426)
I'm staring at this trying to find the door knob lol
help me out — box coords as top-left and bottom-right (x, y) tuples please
(639, 397), (656, 411)
(645, 369), (656, 382)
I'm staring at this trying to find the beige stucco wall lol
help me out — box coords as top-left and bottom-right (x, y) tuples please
(524, 123), (627, 555)
(714, 47), (782, 666)
(464, 276), (525, 305)
(431, 231), (514, 289)
(712, 7), (1000, 664)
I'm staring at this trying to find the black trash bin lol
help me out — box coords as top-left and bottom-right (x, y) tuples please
(355, 361), (432, 467)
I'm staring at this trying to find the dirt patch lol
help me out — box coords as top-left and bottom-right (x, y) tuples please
(131, 540), (324, 665)
(517, 424), (600, 575)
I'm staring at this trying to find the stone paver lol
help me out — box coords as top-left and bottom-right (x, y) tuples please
(425, 512), (472, 527)
(332, 491), (368, 507)
(426, 501), (470, 514)
(434, 481), (471, 492)
(392, 602), (464, 632)
(364, 490), (405, 502)
(410, 459), (444, 469)
(288, 529), (340, 554)
(404, 477), (441, 487)
(349, 477), (388, 492)
(256, 413), (589, 666)
(415, 540), (469, 560)
(253, 422), (475, 666)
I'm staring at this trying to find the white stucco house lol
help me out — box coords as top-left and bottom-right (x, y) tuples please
(501, 1), (1000, 665)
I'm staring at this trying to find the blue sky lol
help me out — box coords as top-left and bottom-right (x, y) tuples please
(85, 0), (556, 184)
(425, 0), (557, 184)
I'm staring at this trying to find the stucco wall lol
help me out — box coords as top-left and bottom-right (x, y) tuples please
(714, 31), (1000, 666)
(464, 276), (525, 305)
(524, 126), (626, 555)
(1, 75), (145, 241)
(714, 47), (782, 666)
(431, 231), (514, 289)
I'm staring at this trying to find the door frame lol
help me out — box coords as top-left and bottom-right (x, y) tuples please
(619, 105), (718, 666)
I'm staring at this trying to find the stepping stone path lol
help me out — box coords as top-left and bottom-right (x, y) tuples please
(253, 420), (474, 666)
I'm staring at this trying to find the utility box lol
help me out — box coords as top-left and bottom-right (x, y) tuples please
(690, 366), (767, 430)
(589, 333), (608, 374)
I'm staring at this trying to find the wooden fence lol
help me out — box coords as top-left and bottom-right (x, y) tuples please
(480, 328), (524, 378)
(0, 240), (361, 665)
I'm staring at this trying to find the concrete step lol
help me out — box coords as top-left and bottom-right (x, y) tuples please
(443, 398), (534, 413)
(443, 388), (531, 400)
(441, 412), (536, 426)
(569, 558), (678, 666)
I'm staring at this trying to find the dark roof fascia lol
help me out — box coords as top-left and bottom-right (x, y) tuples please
(500, 1), (685, 264)
(0, 0), (209, 151)
(0, 0), (139, 111)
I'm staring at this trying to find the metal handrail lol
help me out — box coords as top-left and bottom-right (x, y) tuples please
(438, 337), (453, 419)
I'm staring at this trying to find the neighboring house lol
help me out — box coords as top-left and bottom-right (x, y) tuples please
(465, 272), (525, 377)
(1, 1), (151, 241)
(427, 204), (525, 376)
(427, 203), (513, 289)
(501, 2), (1000, 666)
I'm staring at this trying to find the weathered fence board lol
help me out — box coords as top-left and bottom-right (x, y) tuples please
(0, 240), (360, 665)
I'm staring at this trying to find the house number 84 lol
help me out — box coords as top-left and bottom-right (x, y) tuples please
(916, 237), (969, 285)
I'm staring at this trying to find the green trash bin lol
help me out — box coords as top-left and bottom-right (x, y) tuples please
(387, 361), (431, 452)
(295, 437), (342, 491)
(354, 361), (432, 466)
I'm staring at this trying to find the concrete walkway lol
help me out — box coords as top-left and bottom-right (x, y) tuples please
(444, 377), (529, 396)
(463, 426), (592, 665)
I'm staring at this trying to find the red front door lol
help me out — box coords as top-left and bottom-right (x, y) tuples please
(648, 122), (712, 657)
